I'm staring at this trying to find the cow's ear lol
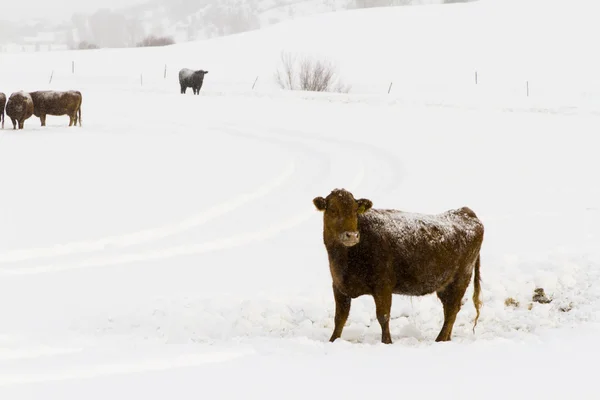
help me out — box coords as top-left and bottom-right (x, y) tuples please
(204, 70), (209, 74)
(357, 198), (372, 214)
(313, 196), (327, 211)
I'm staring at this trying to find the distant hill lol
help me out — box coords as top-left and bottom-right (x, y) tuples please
(0, 0), (473, 52)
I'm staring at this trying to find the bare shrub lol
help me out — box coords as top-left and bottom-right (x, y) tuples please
(274, 51), (350, 93)
(77, 41), (99, 50)
(136, 35), (176, 47)
(275, 51), (296, 90)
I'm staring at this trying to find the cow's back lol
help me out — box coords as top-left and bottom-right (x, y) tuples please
(179, 68), (193, 82)
(30, 91), (54, 115)
(356, 208), (484, 296)
(31, 91), (81, 116)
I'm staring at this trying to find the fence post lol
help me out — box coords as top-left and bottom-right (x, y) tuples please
(252, 76), (259, 90)
(49, 70), (54, 84)
(72, 61), (75, 74)
(388, 82), (393, 94)
(164, 64), (167, 79)
(141, 73), (143, 86)
(475, 71), (478, 85)
(526, 81), (529, 97)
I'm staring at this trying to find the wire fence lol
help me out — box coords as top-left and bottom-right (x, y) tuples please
(2, 58), (600, 112)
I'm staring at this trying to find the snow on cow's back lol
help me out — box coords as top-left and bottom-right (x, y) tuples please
(361, 207), (484, 251)
(179, 68), (194, 79)
(34, 90), (61, 102)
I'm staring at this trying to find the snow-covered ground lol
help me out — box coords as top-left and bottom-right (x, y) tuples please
(1, 0), (600, 398)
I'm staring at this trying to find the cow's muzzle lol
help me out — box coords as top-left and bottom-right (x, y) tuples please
(340, 231), (360, 247)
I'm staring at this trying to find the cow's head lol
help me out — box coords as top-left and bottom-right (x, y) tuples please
(313, 189), (372, 247)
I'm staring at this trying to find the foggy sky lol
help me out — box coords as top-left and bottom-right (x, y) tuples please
(5, 0), (147, 22)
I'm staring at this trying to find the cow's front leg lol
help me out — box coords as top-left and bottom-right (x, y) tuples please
(330, 285), (351, 342)
(373, 289), (393, 344)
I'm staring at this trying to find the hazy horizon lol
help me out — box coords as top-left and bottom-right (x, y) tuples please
(0, 0), (472, 50)
(5, 0), (148, 22)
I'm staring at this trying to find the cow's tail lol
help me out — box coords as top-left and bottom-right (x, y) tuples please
(472, 254), (482, 333)
(78, 103), (82, 126)
(1, 109), (4, 129)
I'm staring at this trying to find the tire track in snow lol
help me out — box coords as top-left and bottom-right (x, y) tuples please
(0, 347), (82, 361)
(0, 123), (363, 275)
(0, 118), (402, 275)
(270, 125), (405, 196)
(0, 160), (295, 264)
(0, 350), (251, 387)
(0, 114), (333, 266)
(0, 114), (337, 267)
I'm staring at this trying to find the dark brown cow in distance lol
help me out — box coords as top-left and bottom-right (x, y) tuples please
(6, 91), (34, 130)
(0, 92), (5, 129)
(313, 188), (484, 344)
(30, 90), (82, 127)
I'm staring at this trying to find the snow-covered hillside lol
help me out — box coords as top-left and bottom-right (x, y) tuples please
(1, 0), (451, 52)
(1, 1), (599, 398)
(132, 0), (449, 42)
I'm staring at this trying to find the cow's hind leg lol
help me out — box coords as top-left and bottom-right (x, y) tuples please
(329, 285), (351, 342)
(373, 289), (393, 344)
(435, 272), (472, 342)
(40, 115), (46, 126)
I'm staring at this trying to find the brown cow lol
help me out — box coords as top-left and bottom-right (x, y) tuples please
(0, 92), (6, 129)
(30, 90), (82, 127)
(313, 188), (484, 344)
(6, 91), (34, 130)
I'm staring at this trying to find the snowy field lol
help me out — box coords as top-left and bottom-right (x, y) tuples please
(1, 0), (600, 398)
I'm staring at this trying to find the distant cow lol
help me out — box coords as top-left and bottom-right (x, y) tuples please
(30, 90), (82, 127)
(0, 92), (5, 129)
(6, 91), (34, 130)
(313, 189), (484, 344)
(179, 68), (208, 95)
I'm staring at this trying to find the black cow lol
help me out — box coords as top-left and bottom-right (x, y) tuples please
(313, 188), (484, 344)
(179, 68), (208, 95)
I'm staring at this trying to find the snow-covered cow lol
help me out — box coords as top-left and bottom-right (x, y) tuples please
(179, 68), (208, 95)
(6, 91), (34, 130)
(313, 188), (485, 344)
(30, 90), (82, 127)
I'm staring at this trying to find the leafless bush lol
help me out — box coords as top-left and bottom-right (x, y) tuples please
(77, 41), (99, 50)
(274, 51), (350, 93)
(275, 51), (296, 90)
(136, 35), (176, 47)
